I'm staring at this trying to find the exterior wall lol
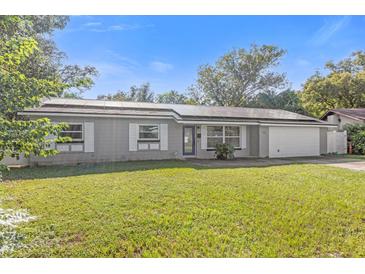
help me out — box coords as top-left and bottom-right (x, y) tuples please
(26, 115), (334, 165)
(320, 127), (328, 154)
(326, 114), (364, 130)
(195, 125), (251, 159)
(30, 116), (183, 166)
(248, 125), (259, 157)
(1, 155), (29, 167)
(259, 126), (269, 158)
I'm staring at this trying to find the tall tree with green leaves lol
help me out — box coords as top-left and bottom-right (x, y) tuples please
(189, 44), (287, 106)
(248, 89), (308, 115)
(0, 16), (97, 170)
(156, 90), (188, 104)
(300, 51), (365, 117)
(98, 83), (155, 103)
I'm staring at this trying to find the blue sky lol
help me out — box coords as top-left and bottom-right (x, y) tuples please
(54, 16), (365, 99)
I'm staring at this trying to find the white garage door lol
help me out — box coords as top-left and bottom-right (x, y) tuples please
(269, 127), (320, 158)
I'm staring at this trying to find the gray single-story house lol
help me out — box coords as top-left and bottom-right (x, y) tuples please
(321, 108), (365, 130)
(10, 98), (338, 166)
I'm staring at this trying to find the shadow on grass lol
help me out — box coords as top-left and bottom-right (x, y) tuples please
(3, 155), (363, 181)
(3, 160), (195, 181)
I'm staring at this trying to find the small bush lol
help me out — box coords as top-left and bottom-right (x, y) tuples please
(345, 124), (365, 154)
(215, 143), (235, 160)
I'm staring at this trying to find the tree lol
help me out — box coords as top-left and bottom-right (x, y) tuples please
(0, 16), (98, 99)
(156, 90), (188, 104)
(0, 16), (97, 170)
(300, 51), (365, 117)
(249, 89), (308, 115)
(189, 44), (287, 106)
(97, 90), (128, 101)
(98, 83), (155, 103)
(129, 83), (154, 102)
(345, 124), (365, 155)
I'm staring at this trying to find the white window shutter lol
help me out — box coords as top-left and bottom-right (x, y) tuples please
(240, 125), (247, 149)
(201, 125), (207, 150)
(84, 122), (95, 152)
(160, 124), (168, 151)
(129, 123), (138, 151)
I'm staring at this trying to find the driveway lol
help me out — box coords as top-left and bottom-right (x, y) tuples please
(188, 155), (365, 171)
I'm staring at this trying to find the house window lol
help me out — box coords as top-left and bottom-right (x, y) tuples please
(224, 126), (240, 148)
(139, 125), (159, 140)
(207, 125), (240, 149)
(207, 126), (224, 148)
(60, 124), (83, 142)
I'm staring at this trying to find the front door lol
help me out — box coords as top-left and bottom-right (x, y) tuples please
(183, 126), (196, 156)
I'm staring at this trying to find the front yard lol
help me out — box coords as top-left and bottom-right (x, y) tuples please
(1, 160), (365, 257)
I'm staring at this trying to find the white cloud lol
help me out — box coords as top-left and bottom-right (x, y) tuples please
(149, 61), (174, 73)
(83, 22), (102, 27)
(310, 16), (351, 46)
(67, 22), (153, 33)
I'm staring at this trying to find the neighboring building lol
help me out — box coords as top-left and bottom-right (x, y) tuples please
(8, 98), (338, 166)
(321, 108), (365, 130)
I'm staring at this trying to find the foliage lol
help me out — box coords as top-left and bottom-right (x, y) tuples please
(0, 118), (70, 163)
(1, 162), (365, 257)
(300, 51), (365, 117)
(0, 16), (96, 169)
(156, 90), (188, 104)
(214, 143), (235, 160)
(0, 16), (98, 99)
(189, 44), (287, 106)
(97, 83), (154, 102)
(248, 89), (308, 115)
(344, 124), (365, 154)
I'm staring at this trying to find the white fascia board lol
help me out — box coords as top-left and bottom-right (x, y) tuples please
(177, 120), (259, 125)
(260, 123), (338, 128)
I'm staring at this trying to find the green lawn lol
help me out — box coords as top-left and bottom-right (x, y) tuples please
(1, 160), (365, 257)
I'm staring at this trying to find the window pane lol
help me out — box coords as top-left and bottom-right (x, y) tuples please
(60, 132), (82, 139)
(225, 126), (239, 136)
(225, 137), (240, 148)
(67, 124), (82, 131)
(207, 126), (223, 137)
(207, 137), (223, 148)
(139, 132), (159, 139)
(139, 125), (158, 139)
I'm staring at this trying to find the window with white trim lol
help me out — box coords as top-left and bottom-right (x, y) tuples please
(224, 126), (240, 148)
(138, 125), (159, 140)
(60, 124), (83, 142)
(207, 126), (240, 149)
(207, 126), (224, 149)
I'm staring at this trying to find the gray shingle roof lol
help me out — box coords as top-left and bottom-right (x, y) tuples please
(321, 108), (365, 121)
(22, 98), (326, 124)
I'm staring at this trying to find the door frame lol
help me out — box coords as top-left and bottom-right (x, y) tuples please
(183, 125), (196, 156)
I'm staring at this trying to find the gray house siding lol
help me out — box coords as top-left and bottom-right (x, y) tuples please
(24, 115), (335, 166)
(259, 126), (269, 158)
(30, 116), (183, 166)
(325, 113), (364, 130)
(248, 125), (259, 157)
(320, 127), (328, 155)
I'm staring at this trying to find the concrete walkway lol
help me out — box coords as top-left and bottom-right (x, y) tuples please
(188, 155), (365, 171)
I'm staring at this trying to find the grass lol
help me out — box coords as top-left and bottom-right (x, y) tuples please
(1, 160), (365, 257)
